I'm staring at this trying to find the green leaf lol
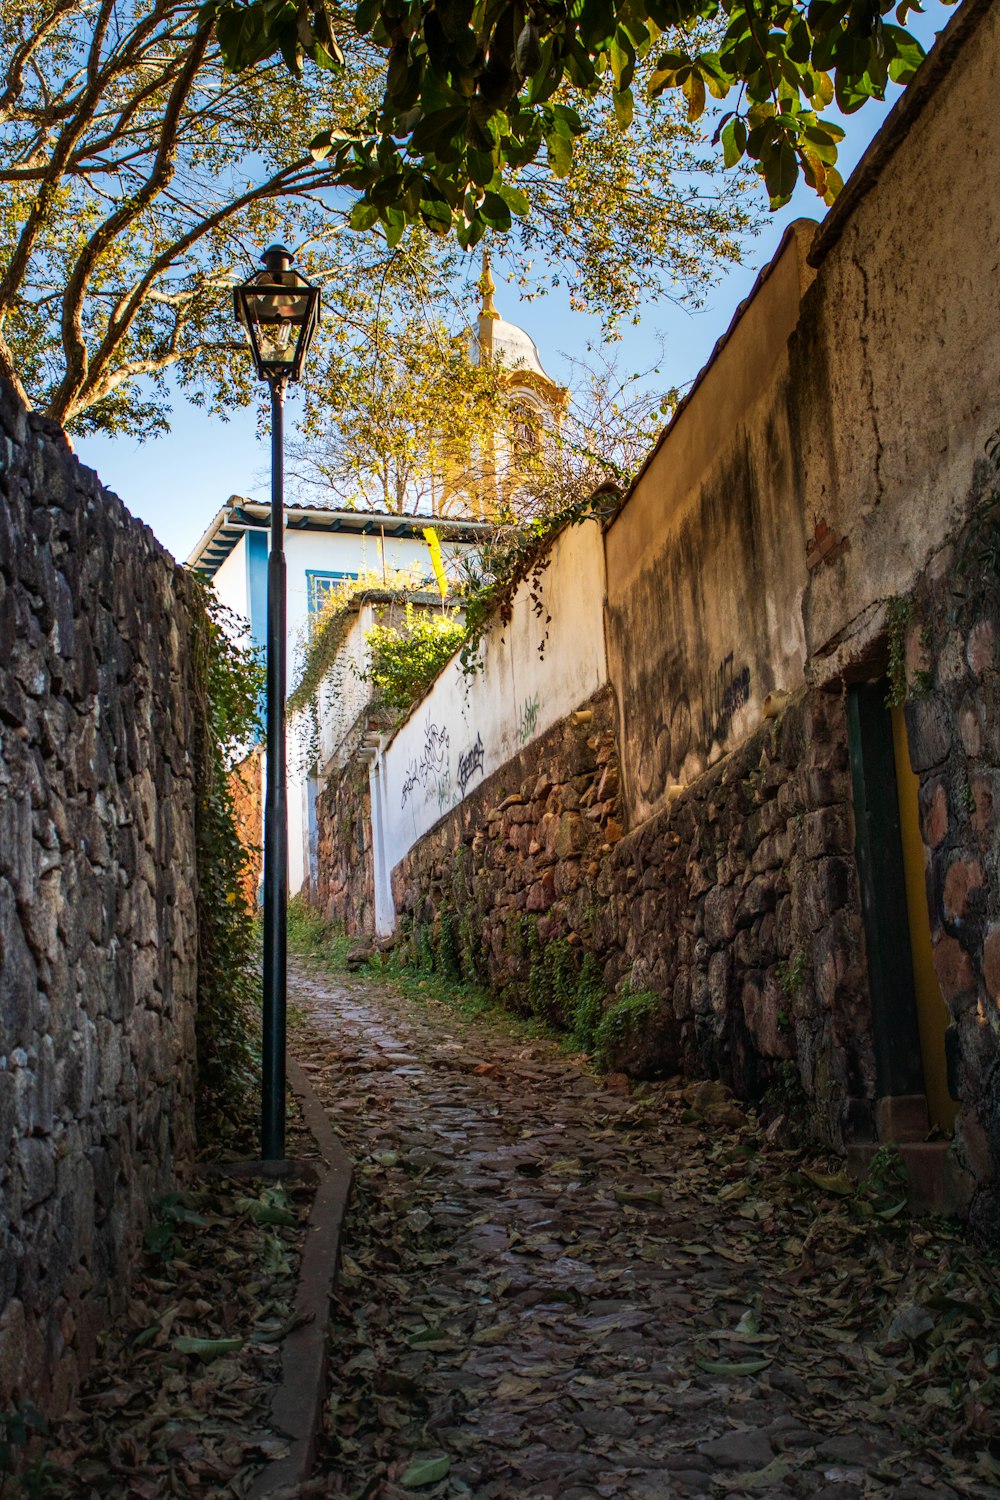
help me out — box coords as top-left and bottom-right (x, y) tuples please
(480, 190), (512, 230)
(682, 70), (706, 121)
(821, 164), (844, 204)
(468, 149), (495, 186)
(499, 183), (530, 216)
(515, 20), (541, 75)
(695, 1355), (773, 1375)
(762, 139), (798, 206)
(545, 130), (573, 178)
(608, 29), (635, 91)
(349, 200), (381, 231)
(144, 1223), (176, 1256)
(384, 212), (406, 247)
(697, 51), (731, 99)
(649, 49), (689, 94)
(309, 129), (332, 161)
(721, 115), (747, 167)
(400, 1457), (450, 1487)
(313, 40), (341, 69)
(809, 70), (834, 107)
(613, 87), (634, 129)
(172, 1335), (244, 1360)
(354, 0), (377, 32)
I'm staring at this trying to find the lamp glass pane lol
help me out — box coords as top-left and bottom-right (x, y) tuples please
(236, 265), (318, 380)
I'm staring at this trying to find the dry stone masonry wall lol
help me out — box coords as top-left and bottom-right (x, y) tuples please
(390, 686), (873, 1152)
(902, 521), (1000, 1245)
(316, 1), (1000, 1237)
(0, 382), (201, 1414)
(311, 760), (376, 935)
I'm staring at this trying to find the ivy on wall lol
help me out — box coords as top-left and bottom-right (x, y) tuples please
(456, 488), (620, 673)
(191, 585), (266, 1134)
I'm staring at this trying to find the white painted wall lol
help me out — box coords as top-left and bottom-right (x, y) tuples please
(208, 522), (474, 897)
(212, 535), (249, 619)
(285, 529), (468, 680)
(313, 603), (378, 772)
(378, 520), (608, 881)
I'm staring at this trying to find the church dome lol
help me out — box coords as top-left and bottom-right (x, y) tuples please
(489, 318), (554, 382)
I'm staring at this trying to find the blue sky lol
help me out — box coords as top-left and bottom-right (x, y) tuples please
(74, 3), (951, 564)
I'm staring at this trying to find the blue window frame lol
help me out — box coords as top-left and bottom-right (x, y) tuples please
(306, 569), (359, 615)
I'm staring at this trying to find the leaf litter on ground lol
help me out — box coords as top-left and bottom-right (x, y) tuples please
(290, 960), (1000, 1500)
(31, 1097), (317, 1498)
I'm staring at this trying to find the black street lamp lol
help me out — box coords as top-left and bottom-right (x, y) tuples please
(235, 245), (320, 1162)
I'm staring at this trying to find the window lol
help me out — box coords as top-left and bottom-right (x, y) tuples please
(306, 569), (358, 615)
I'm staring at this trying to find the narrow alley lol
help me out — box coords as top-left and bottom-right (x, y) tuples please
(290, 962), (999, 1500)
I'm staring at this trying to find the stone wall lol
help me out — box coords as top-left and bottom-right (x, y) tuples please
(0, 384), (201, 1413)
(313, 759), (375, 935)
(390, 514), (1000, 1231)
(902, 516), (1000, 1244)
(599, 690), (870, 1149)
(391, 685), (873, 1151)
(391, 688), (621, 1013)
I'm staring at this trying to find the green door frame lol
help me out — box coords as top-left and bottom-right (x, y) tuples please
(846, 680), (925, 1099)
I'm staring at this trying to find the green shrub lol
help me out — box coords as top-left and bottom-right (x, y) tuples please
(362, 602), (466, 719)
(569, 954), (606, 1051)
(435, 906), (464, 982)
(592, 989), (660, 1066)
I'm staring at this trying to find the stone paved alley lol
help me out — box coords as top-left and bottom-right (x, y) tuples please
(291, 962), (1000, 1500)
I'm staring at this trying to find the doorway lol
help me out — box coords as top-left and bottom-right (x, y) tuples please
(847, 681), (958, 1134)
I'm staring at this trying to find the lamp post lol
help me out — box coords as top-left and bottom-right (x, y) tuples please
(234, 245), (320, 1162)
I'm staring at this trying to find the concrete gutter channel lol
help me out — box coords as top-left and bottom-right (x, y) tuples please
(248, 1056), (354, 1498)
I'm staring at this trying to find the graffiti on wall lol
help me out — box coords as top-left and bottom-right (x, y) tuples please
(635, 694), (693, 807)
(633, 653), (752, 809)
(516, 694), (541, 745)
(702, 653), (752, 747)
(457, 732), (485, 795)
(401, 716), (451, 810)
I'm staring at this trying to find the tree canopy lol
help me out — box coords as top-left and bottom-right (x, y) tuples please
(211, 0), (949, 249)
(0, 0), (752, 435)
(0, 0), (399, 431)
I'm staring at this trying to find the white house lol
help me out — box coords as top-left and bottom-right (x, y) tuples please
(187, 499), (489, 893)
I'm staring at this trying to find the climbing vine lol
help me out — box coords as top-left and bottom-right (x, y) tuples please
(191, 583), (266, 1135)
(954, 424), (1000, 616)
(287, 567), (433, 769)
(456, 488), (620, 674)
(361, 603), (466, 720)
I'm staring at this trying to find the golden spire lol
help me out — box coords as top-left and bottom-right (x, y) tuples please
(478, 247), (499, 321)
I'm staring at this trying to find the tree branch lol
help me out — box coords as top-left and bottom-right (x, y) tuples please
(47, 21), (213, 422)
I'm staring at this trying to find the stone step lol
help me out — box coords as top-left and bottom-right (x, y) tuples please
(847, 1140), (974, 1218)
(875, 1093), (930, 1144)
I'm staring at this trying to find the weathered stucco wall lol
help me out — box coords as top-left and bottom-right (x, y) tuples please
(0, 384), (201, 1412)
(793, 0), (1000, 679)
(380, 520), (607, 876)
(604, 222), (817, 828)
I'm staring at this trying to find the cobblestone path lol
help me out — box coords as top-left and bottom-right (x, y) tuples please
(291, 963), (999, 1500)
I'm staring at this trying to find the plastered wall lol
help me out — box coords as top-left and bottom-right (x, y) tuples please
(379, 520), (608, 876)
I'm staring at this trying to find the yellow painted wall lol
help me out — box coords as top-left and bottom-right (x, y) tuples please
(891, 705), (958, 1132)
